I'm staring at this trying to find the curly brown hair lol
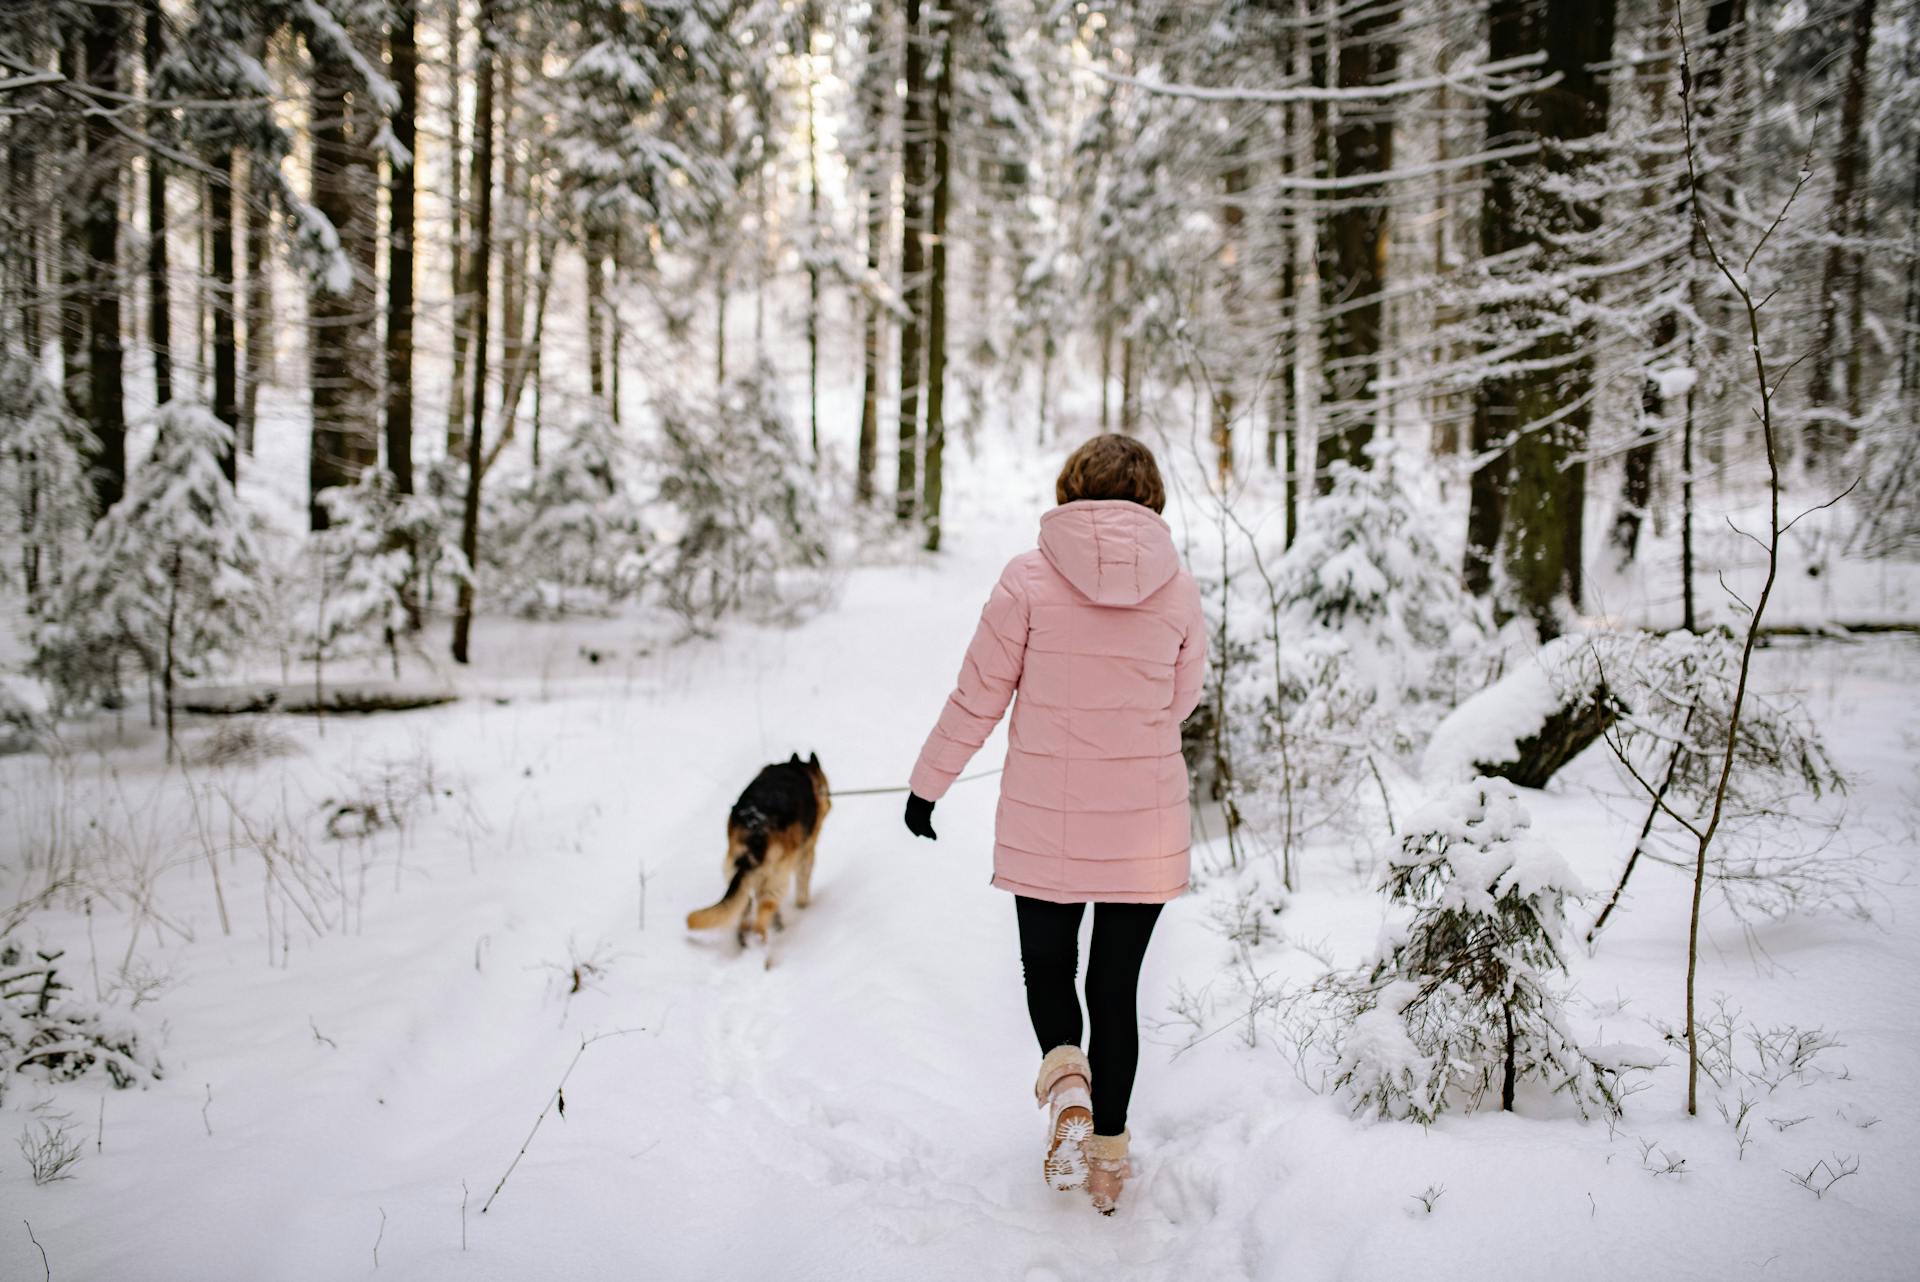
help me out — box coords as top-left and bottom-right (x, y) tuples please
(1054, 433), (1167, 514)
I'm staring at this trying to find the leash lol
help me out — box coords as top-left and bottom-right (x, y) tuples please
(828, 767), (1002, 798)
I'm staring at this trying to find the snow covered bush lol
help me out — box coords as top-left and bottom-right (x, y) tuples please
(33, 405), (265, 743)
(1272, 445), (1494, 711)
(0, 936), (159, 1103)
(1327, 776), (1625, 1122)
(1190, 442), (1495, 878)
(486, 413), (648, 616)
(640, 361), (833, 631)
(0, 350), (91, 611)
(310, 468), (461, 672)
(1582, 628), (1857, 929)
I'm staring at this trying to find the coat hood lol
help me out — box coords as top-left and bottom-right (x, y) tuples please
(1037, 500), (1181, 606)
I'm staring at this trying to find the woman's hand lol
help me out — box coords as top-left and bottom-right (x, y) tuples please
(904, 793), (938, 840)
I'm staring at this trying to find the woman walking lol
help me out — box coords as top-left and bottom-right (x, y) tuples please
(902, 434), (1207, 1215)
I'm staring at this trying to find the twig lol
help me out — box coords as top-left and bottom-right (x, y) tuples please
(373, 1207), (386, 1268)
(1674, 3), (1792, 1117)
(23, 1220), (49, 1282)
(481, 1027), (646, 1214)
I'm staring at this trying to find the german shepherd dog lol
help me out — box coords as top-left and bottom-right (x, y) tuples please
(686, 753), (831, 947)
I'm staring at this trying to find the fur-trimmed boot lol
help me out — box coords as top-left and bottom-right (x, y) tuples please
(1034, 1045), (1094, 1191)
(1085, 1130), (1132, 1215)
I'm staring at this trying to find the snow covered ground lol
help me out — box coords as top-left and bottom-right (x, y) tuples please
(3, 424), (1918, 1281)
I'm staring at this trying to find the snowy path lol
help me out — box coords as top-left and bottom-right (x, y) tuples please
(5, 440), (1227, 1279)
(5, 436), (1919, 1279)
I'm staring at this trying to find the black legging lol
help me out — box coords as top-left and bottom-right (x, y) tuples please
(1014, 895), (1164, 1136)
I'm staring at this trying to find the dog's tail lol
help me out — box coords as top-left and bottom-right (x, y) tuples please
(685, 825), (769, 930)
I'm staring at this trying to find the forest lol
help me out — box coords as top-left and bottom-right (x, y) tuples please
(0, 0), (1916, 1278)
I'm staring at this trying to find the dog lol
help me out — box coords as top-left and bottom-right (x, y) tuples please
(685, 752), (831, 948)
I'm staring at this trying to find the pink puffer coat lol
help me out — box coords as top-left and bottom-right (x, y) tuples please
(908, 499), (1208, 904)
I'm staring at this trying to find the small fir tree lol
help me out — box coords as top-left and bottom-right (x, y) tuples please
(35, 405), (264, 751)
(0, 352), (92, 611)
(1329, 776), (1624, 1122)
(310, 468), (458, 679)
(487, 414), (648, 615)
(642, 361), (832, 630)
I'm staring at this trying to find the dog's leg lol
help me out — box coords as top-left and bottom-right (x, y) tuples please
(795, 835), (818, 909)
(734, 890), (756, 950)
(752, 885), (783, 941)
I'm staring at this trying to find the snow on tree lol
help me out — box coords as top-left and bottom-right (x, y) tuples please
(487, 414), (648, 616)
(309, 468), (459, 677)
(1189, 441), (1497, 879)
(1580, 627), (1858, 931)
(1327, 776), (1627, 1122)
(1272, 444), (1494, 711)
(0, 352), (91, 611)
(640, 361), (833, 631)
(0, 933), (160, 1103)
(33, 404), (265, 750)
(1422, 632), (1619, 789)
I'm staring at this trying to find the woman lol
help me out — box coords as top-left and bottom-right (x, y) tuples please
(902, 433), (1207, 1216)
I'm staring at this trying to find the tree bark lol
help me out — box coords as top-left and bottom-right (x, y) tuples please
(1466, 0), (1616, 634)
(805, 0), (821, 462)
(452, 0), (495, 665)
(1313, 0), (1398, 487)
(1804, 0), (1878, 466)
(446, 0), (469, 456)
(855, 0), (889, 504)
(386, 0), (418, 495)
(82, 8), (127, 515)
(894, 0), (929, 522)
(307, 31), (379, 530)
(922, 1), (956, 551)
(241, 146), (274, 456)
(144, 0), (172, 408)
(210, 151), (238, 481)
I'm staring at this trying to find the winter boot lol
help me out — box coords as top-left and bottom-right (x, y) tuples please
(1034, 1045), (1093, 1191)
(1085, 1130), (1132, 1215)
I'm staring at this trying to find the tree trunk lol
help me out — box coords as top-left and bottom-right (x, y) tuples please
(307, 32), (379, 530)
(445, 0), (469, 456)
(1313, 0), (1398, 488)
(241, 146), (274, 456)
(1466, 0), (1616, 633)
(1120, 257), (1137, 434)
(386, 0), (418, 495)
(805, 0), (821, 461)
(922, 1), (957, 551)
(452, 0), (494, 665)
(1804, 0), (1878, 467)
(210, 150), (238, 481)
(894, 0), (929, 522)
(60, 40), (86, 434)
(854, 0), (889, 503)
(1216, 154), (1247, 485)
(144, 0), (171, 408)
(82, 8), (127, 515)
(585, 227), (606, 411)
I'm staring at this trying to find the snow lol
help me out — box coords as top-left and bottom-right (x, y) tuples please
(3, 427), (1919, 1279)
(1420, 635), (1594, 784)
(1650, 365), (1699, 399)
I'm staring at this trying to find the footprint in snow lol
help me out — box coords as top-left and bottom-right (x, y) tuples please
(1148, 1152), (1221, 1225)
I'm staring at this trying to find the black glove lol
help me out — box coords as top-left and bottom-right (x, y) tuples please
(904, 792), (938, 840)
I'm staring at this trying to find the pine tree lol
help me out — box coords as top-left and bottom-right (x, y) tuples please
(36, 405), (264, 752)
(1330, 776), (1623, 1120)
